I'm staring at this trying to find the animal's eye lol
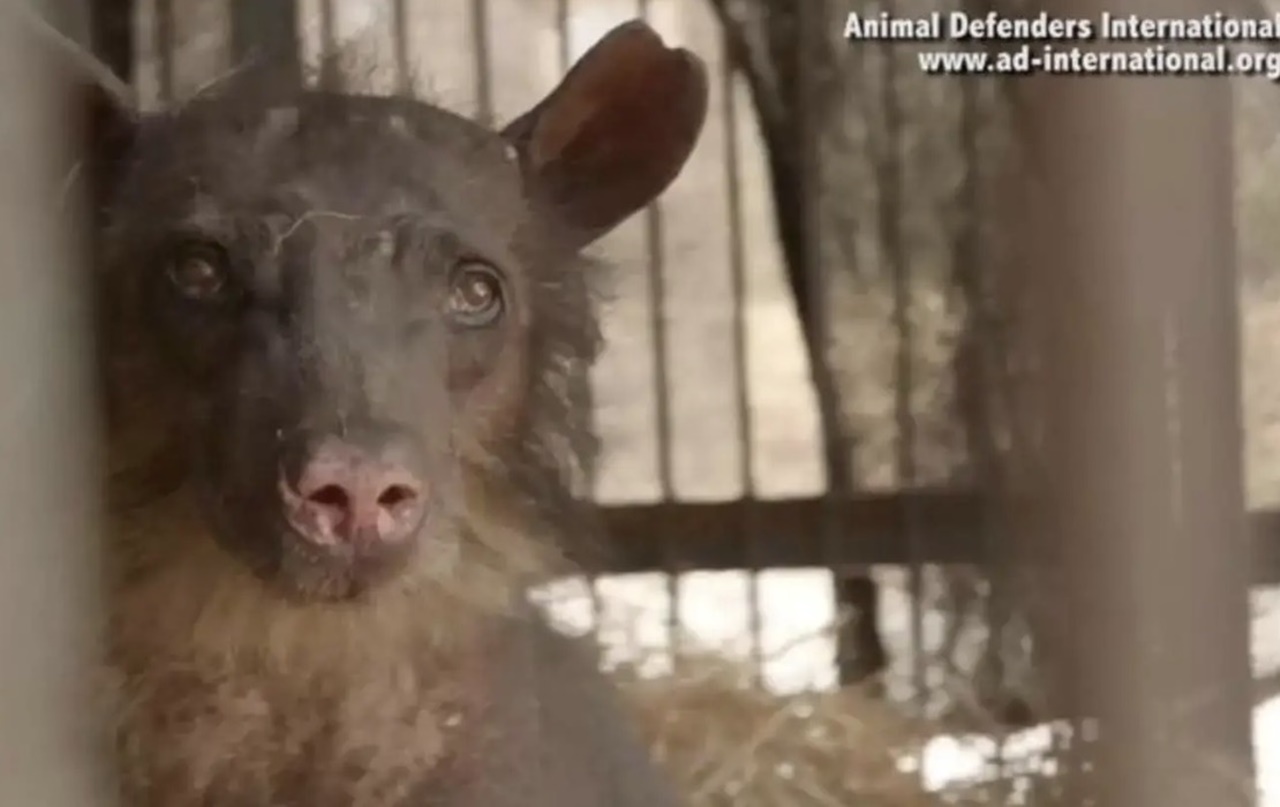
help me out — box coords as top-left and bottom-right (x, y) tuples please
(446, 261), (505, 327)
(166, 241), (232, 303)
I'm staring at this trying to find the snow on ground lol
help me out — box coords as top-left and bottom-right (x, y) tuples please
(536, 570), (1280, 804)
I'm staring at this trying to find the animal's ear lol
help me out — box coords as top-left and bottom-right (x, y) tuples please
(72, 81), (140, 226)
(501, 20), (708, 250)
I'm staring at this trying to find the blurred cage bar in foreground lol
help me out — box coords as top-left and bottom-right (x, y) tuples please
(15, 0), (1265, 802)
(0, 2), (110, 805)
(1014, 0), (1255, 802)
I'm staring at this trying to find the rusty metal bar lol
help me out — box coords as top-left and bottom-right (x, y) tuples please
(0, 2), (111, 803)
(720, 24), (762, 677)
(469, 0), (492, 126)
(1021, 0), (1256, 802)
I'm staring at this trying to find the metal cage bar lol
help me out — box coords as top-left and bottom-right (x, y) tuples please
(229, 0), (298, 77)
(469, 0), (492, 126)
(795, 0), (881, 691)
(90, 0), (135, 81)
(1019, 0), (1256, 801)
(875, 17), (926, 711)
(0, 3), (111, 802)
(152, 0), (173, 102)
(391, 0), (410, 95)
(720, 22), (764, 679)
(550, 0), (608, 632)
(628, 0), (683, 663)
(317, 0), (336, 85)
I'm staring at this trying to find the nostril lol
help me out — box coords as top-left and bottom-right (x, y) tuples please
(281, 437), (427, 547)
(377, 484), (418, 510)
(307, 484), (352, 511)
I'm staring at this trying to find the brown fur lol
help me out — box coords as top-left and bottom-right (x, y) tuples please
(84, 19), (707, 807)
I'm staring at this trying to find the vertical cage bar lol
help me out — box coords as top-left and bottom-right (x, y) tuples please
(0, 2), (110, 801)
(1022, 0), (1256, 802)
(951, 34), (1015, 733)
(152, 0), (173, 102)
(633, 0), (681, 665)
(799, 0), (837, 678)
(89, 0), (135, 82)
(804, 0), (879, 690)
(317, 0), (336, 86)
(229, 0), (299, 79)
(554, 0), (571, 73)
(720, 30), (762, 679)
(553, 0), (605, 631)
(469, 0), (493, 126)
(877, 24), (925, 711)
(391, 0), (410, 95)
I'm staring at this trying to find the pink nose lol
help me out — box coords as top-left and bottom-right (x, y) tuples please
(280, 440), (426, 548)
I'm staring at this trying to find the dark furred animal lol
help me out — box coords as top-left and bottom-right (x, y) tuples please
(84, 21), (707, 807)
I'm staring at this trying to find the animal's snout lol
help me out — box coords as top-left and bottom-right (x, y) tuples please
(280, 435), (427, 548)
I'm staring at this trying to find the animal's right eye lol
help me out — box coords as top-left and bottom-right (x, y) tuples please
(446, 260), (506, 328)
(166, 241), (233, 303)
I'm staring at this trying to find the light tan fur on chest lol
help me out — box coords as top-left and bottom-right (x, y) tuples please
(103, 496), (500, 807)
(109, 655), (479, 807)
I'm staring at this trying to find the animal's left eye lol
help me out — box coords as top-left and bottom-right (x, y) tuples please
(166, 240), (233, 303)
(446, 261), (505, 327)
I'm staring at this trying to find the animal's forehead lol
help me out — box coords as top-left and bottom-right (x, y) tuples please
(250, 177), (520, 258)
(153, 90), (528, 221)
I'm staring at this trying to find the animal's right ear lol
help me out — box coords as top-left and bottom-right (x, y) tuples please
(72, 81), (139, 225)
(500, 21), (708, 252)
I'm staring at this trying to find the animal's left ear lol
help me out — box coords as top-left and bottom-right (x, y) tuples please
(501, 20), (708, 251)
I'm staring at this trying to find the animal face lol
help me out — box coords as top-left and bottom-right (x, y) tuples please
(91, 21), (708, 608)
